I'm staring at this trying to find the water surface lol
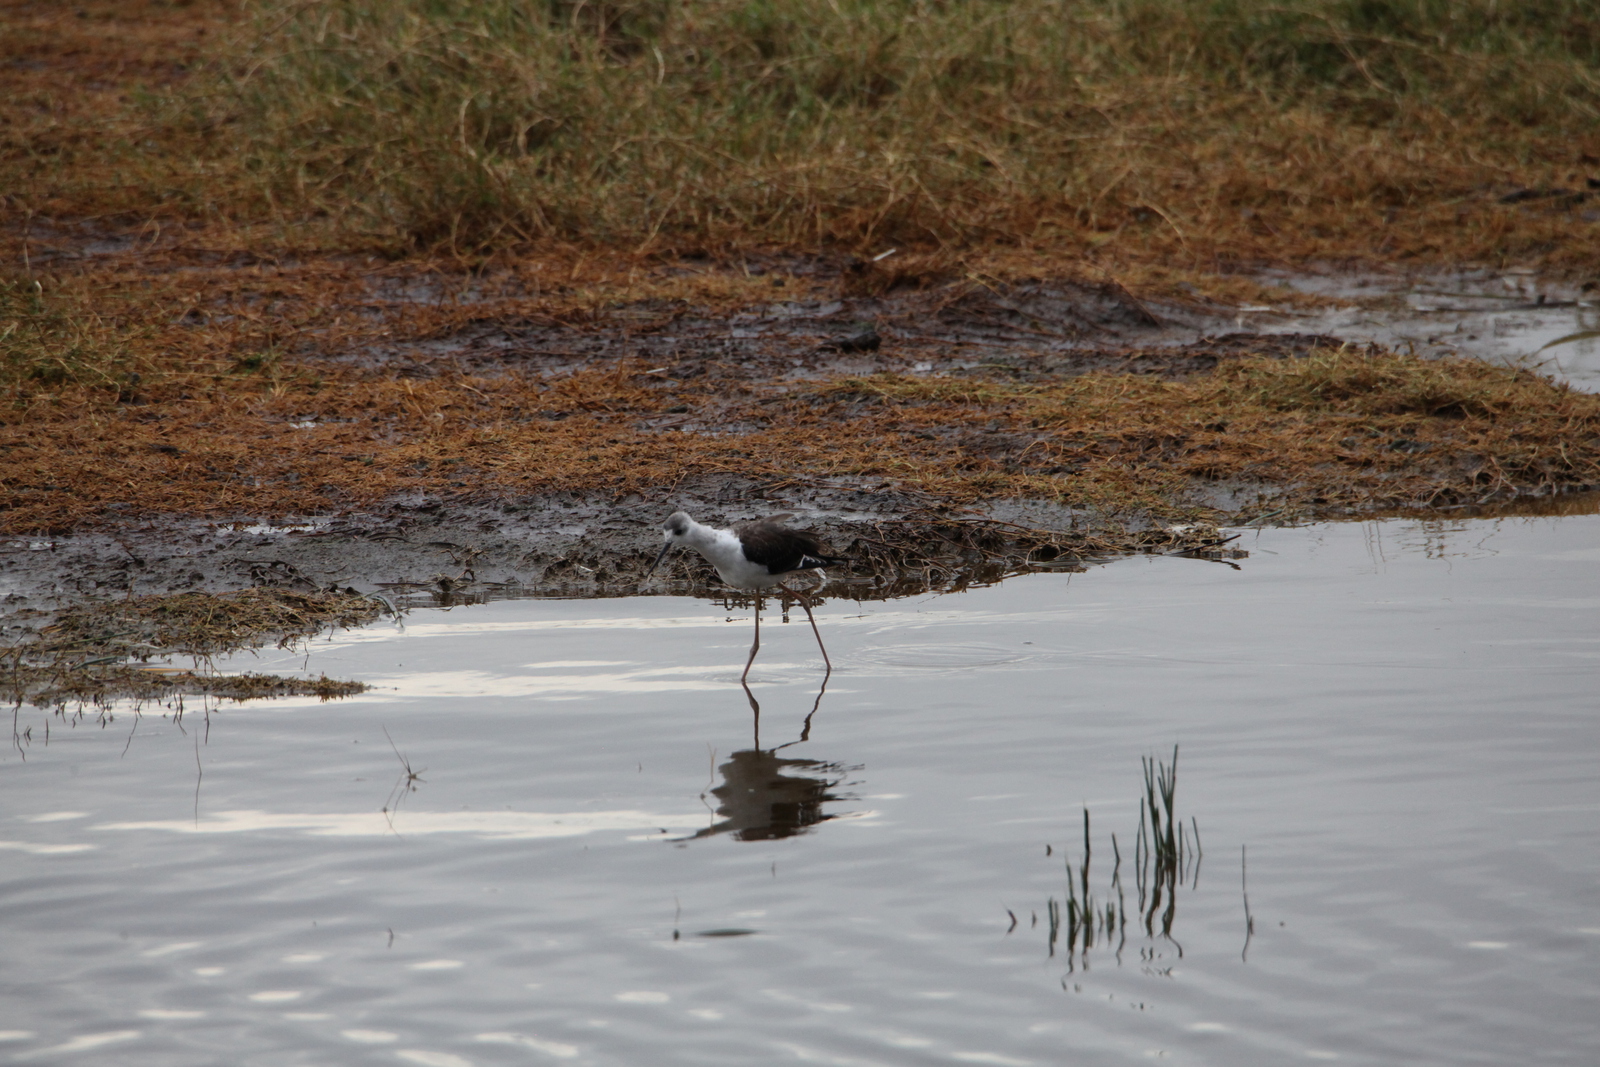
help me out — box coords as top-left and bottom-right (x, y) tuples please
(1265, 269), (1600, 391)
(3, 516), (1599, 1065)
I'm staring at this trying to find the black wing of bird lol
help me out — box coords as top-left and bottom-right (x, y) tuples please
(734, 518), (849, 576)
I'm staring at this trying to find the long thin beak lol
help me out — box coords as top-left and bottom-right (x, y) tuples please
(645, 542), (673, 578)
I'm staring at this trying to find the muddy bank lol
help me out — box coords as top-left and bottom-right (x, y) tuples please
(1, 477), (1241, 618)
(0, 473), (1263, 708)
(8, 469), (1592, 712)
(9, 471), (1593, 637)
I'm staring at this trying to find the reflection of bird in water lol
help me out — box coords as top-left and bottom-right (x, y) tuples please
(646, 511), (846, 682)
(686, 647), (843, 842)
(688, 748), (850, 841)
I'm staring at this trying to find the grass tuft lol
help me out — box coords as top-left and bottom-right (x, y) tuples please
(0, 281), (144, 393)
(1203, 347), (1568, 418)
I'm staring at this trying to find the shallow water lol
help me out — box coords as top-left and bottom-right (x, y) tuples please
(1262, 269), (1600, 392)
(4, 516), (1600, 1065)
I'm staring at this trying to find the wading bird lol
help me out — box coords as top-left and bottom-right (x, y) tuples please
(646, 511), (845, 682)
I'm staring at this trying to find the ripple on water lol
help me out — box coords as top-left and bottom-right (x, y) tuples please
(853, 642), (1029, 670)
(340, 1029), (398, 1043)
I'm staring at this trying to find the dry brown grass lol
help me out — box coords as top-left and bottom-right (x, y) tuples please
(40, 587), (386, 656)
(3, 1), (1599, 546)
(6, 295), (1598, 533)
(1, 0), (237, 225)
(829, 352), (1600, 509)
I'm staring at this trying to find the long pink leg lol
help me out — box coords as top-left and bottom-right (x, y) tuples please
(740, 594), (761, 683)
(798, 593), (832, 675)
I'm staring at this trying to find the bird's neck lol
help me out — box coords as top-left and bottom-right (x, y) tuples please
(684, 520), (744, 568)
(682, 518), (719, 550)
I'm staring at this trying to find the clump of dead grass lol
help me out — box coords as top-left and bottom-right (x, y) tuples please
(1205, 348), (1560, 418)
(832, 515), (1232, 588)
(41, 587), (387, 658)
(1, 587), (381, 709)
(2, 664), (365, 711)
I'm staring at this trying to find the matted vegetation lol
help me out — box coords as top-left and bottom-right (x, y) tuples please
(40, 587), (387, 657)
(6, 312), (1598, 534)
(3, 664), (364, 711)
(2, 587), (381, 708)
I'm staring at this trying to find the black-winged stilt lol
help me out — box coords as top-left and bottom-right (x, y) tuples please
(646, 511), (845, 682)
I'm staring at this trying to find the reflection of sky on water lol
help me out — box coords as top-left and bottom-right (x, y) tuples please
(363, 665), (730, 699)
(1261, 270), (1600, 391)
(94, 809), (708, 840)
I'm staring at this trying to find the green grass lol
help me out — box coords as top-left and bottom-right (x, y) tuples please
(215, 0), (1600, 253)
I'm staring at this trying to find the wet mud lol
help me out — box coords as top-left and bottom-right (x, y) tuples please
(340, 258), (1342, 386)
